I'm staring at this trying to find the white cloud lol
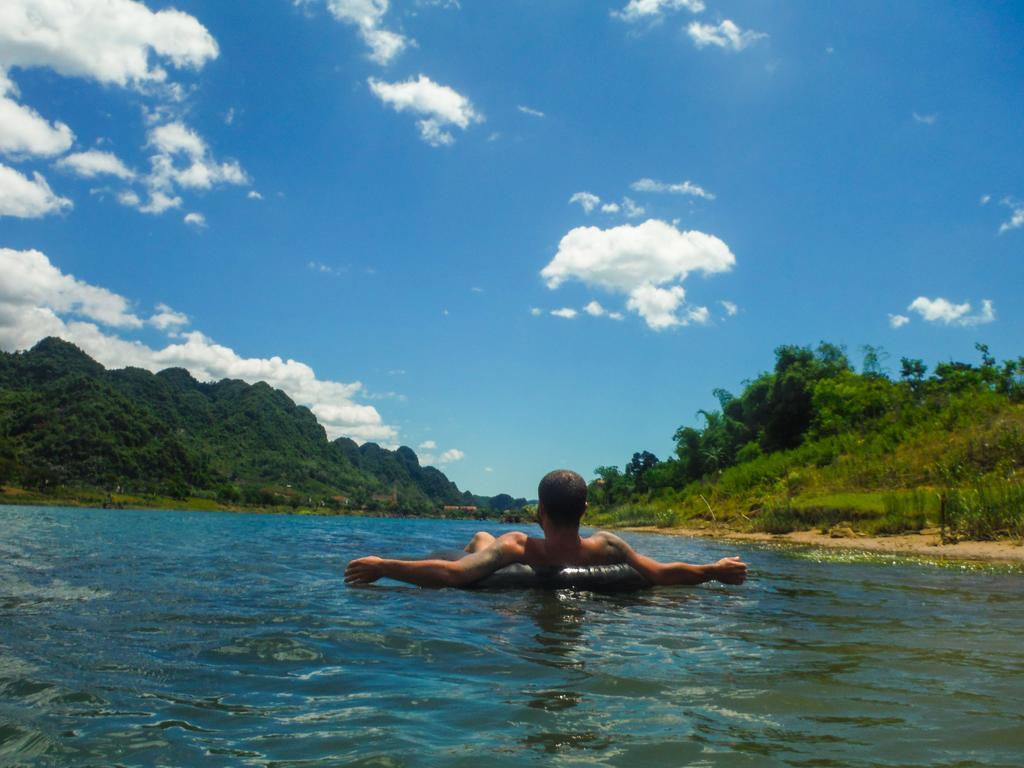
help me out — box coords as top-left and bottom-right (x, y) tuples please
(418, 443), (464, 467)
(569, 191), (601, 214)
(979, 194), (991, 205)
(368, 74), (482, 146)
(622, 197), (645, 218)
(56, 150), (135, 180)
(0, 248), (141, 328)
(631, 177), (715, 200)
(118, 190), (141, 207)
(609, 311), (624, 320)
(912, 112), (937, 125)
(551, 308), (578, 319)
(600, 202), (620, 214)
(0, 71), (74, 158)
(907, 296), (995, 327)
(113, 122), (247, 214)
(541, 219), (735, 330)
(888, 313), (910, 329)
(183, 211), (206, 229)
(529, 307), (542, 316)
(0, 247), (398, 443)
(0, 0), (218, 87)
(247, 190), (263, 200)
(0, 164), (72, 218)
(147, 122), (247, 189)
(720, 299), (738, 316)
(686, 305), (710, 325)
(438, 448), (464, 464)
(149, 302), (188, 332)
(484, 466), (493, 473)
(999, 198), (1024, 234)
(626, 284), (686, 330)
(325, 0), (409, 65)
(687, 20), (767, 51)
(613, 0), (705, 22)
(583, 300), (606, 317)
(137, 189), (181, 214)
(517, 104), (545, 118)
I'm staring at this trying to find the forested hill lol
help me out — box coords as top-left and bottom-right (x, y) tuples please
(590, 342), (1024, 539)
(0, 338), (524, 514)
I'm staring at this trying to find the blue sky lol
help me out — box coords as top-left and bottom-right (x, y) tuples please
(1, 0), (1022, 498)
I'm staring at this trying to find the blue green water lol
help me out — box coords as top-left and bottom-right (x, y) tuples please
(1, 507), (1022, 767)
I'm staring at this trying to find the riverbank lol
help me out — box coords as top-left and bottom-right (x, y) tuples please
(623, 524), (1024, 565)
(0, 486), (495, 520)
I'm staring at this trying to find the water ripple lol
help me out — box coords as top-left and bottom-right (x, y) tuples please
(0, 507), (1022, 767)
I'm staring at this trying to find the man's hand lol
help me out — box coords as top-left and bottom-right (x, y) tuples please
(345, 556), (386, 585)
(709, 556), (747, 585)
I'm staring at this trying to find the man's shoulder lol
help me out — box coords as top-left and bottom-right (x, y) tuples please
(494, 530), (529, 550)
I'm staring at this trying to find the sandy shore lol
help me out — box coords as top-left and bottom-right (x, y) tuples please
(623, 525), (1024, 565)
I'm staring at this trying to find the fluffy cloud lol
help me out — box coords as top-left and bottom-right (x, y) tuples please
(720, 300), (738, 316)
(148, 122), (247, 189)
(325, 0), (409, 65)
(687, 20), (767, 51)
(601, 201), (620, 214)
(0, 72), (73, 158)
(0, 248), (141, 328)
(113, 122), (247, 214)
(0, 247), (398, 443)
(183, 211), (206, 229)
(569, 191), (601, 214)
(613, 0), (705, 22)
(56, 150), (135, 180)
(551, 307), (578, 319)
(148, 303), (188, 331)
(0, 0), (218, 87)
(888, 313), (910, 329)
(583, 300), (606, 317)
(541, 219), (735, 330)
(999, 198), (1024, 234)
(907, 297), (995, 327)
(416, 442), (464, 467)
(0, 164), (72, 218)
(438, 448), (464, 464)
(631, 177), (715, 200)
(368, 74), (482, 146)
(622, 196), (645, 218)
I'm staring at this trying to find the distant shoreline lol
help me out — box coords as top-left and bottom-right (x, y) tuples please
(0, 491), (492, 521)
(622, 524), (1024, 565)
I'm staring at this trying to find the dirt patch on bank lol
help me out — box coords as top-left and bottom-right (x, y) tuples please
(622, 525), (1024, 564)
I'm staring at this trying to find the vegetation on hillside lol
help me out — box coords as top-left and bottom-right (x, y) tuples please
(587, 342), (1024, 540)
(0, 338), (526, 515)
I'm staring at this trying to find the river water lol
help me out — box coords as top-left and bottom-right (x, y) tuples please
(0, 506), (1021, 767)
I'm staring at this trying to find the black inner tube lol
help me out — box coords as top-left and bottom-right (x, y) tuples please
(430, 550), (649, 591)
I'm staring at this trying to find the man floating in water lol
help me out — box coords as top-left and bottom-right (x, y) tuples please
(344, 469), (748, 588)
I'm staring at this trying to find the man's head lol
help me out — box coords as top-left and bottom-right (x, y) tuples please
(537, 469), (587, 530)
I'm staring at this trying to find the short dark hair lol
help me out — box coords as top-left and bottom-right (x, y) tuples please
(538, 469), (587, 528)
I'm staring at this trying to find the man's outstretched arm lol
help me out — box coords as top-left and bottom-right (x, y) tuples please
(598, 532), (747, 586)
(344, 533), (524, 588)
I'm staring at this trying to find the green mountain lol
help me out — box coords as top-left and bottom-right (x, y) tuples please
(0, 338), (516, 514)
(588, 342), (1024, 540)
